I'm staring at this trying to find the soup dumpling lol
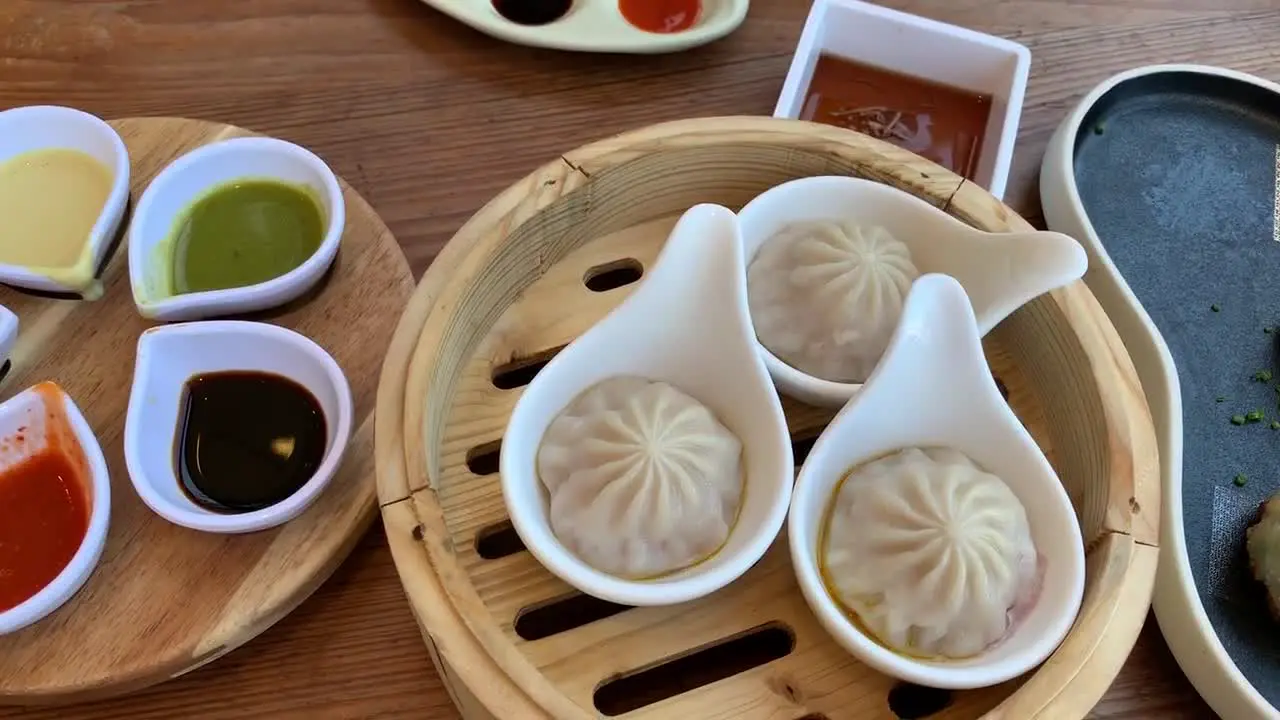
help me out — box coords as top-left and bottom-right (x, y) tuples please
(747, 220), (919, 384)
(536, 376), (744, 579)
(822, 447), (1040, 659)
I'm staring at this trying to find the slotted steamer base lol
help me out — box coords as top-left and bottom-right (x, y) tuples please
(376, 117), (1161, 720)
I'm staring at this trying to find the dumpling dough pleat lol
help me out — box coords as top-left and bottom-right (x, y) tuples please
(822, 447), (1039, 659)
(747, 221), (919, 383)
(537, 377), (744, 579)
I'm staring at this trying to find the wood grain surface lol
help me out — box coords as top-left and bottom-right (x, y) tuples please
(0, 0), (1264, 717)
(0, 117), (414, 704)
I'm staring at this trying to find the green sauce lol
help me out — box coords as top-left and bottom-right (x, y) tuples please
(169, 179), (324, 295)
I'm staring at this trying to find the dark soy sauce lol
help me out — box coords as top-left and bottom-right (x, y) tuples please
(176, 371), (327, 514)
(492, 0), (572, 26)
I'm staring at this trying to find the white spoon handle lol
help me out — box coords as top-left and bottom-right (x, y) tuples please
(856, 273), (1009, 445)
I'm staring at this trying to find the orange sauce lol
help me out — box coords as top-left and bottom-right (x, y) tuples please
(802, 54), (992, 180)
(0, 450), (89, 612)
(0, 381), (92, 613)
(618, 0), (700, 33)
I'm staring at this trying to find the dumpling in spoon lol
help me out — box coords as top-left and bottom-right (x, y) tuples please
(747, 220), (920, 384)
(536, 376), (744, 579)
(821, 447), (1041, 659)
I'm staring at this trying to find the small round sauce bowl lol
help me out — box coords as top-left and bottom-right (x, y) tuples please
(123, 321), (353, 533)
(788, 274), (1085, 689)
(736, 176), (1086, 408)
(0, 382), (111, 635)
(0, 105), (130, 295)
(127, 136), (345, 322)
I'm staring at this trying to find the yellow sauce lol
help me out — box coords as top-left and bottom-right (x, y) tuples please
(0, 148), (113, 269)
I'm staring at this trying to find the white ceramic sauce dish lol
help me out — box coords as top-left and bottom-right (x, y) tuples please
(0, 382), (111, 635)
(737, 175), (1087, 408)
(421, 0), (748, 54)
(124, 321), (353, 534)
(127, 136), (345, 322)
(0, 105), (131, 295)
(773, 0), (1029, 200)
(788, 273), (1086, 689)
(501, 203), (793, 607)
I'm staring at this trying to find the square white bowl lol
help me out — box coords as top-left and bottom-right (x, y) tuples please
(773, 0), (1030, 200)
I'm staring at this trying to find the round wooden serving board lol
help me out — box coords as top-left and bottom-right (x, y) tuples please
(0, 117), (414, 704)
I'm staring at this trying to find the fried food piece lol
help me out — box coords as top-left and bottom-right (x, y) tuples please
(1247, 494), (1280, 619)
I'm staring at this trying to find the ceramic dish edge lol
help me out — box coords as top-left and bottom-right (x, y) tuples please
(1039, 62), (1280, 720)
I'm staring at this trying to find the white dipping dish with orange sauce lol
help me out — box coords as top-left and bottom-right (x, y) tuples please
(0, 106), (130, 295)
(0, 382), (111, 635)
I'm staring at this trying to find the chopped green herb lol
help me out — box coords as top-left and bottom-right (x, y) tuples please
(1093, 123), (1105, 135)
(1266, 327), (1275, 334)
(1235, 473), (1248, 487)
(1216, 396), (1226, 403)
(1247, 410), (1266, 423)
(1256, 370), (1274, 382)
(1269, 421), (1278, 430)
(1233, 414), (1247, 425)
(1211, 304), (1221, 312)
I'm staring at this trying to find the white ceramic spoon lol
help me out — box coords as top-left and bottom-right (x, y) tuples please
(501, 203), (792, 606)
(788, 273), (1086, 689)
(420, 0), (747, 54)
(738, 175), (1088, 407)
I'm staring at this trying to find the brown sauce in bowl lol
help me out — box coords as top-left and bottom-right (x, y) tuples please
(802, 54), (992, 180)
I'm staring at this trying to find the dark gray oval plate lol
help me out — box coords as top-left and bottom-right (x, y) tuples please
(1041, 64), (1280, 720)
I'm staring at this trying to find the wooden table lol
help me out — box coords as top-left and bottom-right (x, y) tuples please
(0, 0), (1263, 717)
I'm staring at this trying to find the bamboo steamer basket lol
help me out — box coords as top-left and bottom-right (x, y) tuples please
(376, 116), (1161, 720)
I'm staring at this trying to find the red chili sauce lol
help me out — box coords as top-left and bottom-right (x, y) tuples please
(0, 435), (90, 612)
(619, 0), (701, 34)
